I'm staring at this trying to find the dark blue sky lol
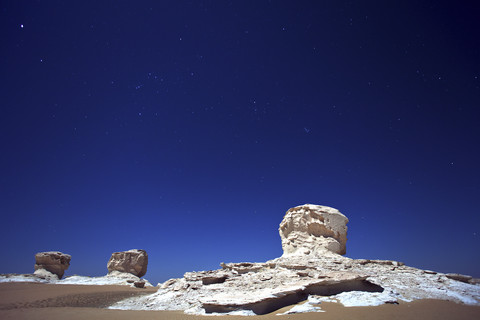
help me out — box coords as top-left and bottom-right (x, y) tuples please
(1, 1), (479, 285)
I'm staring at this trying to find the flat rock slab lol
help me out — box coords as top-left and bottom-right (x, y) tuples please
(199, 272), (381, 314)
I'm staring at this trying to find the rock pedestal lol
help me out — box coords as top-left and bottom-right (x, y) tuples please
(107, 249), (148, 277)
(279, 204), (348, 256)
(104, 205), (480, 313)
(34, 251), (71, 279)
(107, 204), (480, 315)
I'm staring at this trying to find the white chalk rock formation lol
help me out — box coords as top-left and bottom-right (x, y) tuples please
(53, 270), (153, 287)
(33, 268), (59, 280)
(107, 249), (148, 278)
(34, 251), (71, 279)
(0, 272), (154, 287)
(280, 204), (348, 256)
(106, 205), (480, 314)
(2, 250), (153, 287)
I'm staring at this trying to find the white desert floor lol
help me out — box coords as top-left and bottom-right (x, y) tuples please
(0, 273), (153, 287)
(1, 282), (480, 320)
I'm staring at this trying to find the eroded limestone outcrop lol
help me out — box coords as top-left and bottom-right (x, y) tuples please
(280, 204), (348, 256)
(34, 251), (71, 279)
(107, 249), (148, 278)
(109, 204), (480, 314)
(199, 271), (381, 315)
(2, 250), (154, 287)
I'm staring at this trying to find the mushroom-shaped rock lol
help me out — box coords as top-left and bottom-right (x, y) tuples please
(279, 204), (348, 256)
(107, 249), (148, 277)
(34, 251), (71, 279)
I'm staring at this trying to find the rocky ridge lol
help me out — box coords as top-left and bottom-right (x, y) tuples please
(110, 204), (480, 315)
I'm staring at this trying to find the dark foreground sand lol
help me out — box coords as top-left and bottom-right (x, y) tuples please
(1, 283), (479, 320)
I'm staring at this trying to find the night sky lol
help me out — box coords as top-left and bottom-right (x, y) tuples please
(1, 1), (479, 285)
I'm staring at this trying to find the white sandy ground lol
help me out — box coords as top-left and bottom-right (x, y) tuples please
(184, 288), (479, 317)
(276, 296), (325, 315)
(108, 290), (403, 316)
(2, 271), (479, 316)
(0, 274), (397, 312)
(106, 261), (480, 316)
(0, 274), (44, 283)
(0, 273), (153, 287)
(6, 265), (476, 316)
(3, 255), (480, 316)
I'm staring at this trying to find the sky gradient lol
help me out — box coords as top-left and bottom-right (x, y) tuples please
(1, 1), (479, 285)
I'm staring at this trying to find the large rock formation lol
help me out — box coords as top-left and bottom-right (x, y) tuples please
(109, 205), (480, 314)
(107, 249), (148, 278)
(34, 251), (71, 279)
(280, 204), (348, 256)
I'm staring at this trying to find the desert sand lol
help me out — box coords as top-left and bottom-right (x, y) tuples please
(1, 282), (479, 320)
